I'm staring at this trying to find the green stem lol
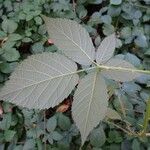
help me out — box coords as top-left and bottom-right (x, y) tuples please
(143, 99), (150, 134)
(93, 62), (150, 75)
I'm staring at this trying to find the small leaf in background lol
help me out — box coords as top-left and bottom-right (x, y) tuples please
(88, 0), (102, 4)
(101, 15), (112, 24)
(107, 130), (123, 143)
(103, 24), (115, 36)
(96, 33), (116, 64)
(132, 139), (141, 150)
(134, 35), (148, 48)
(0, 113), (12, 130)
(106, 108), (121, 120)
(57, 113), (71, 130)
(0, 62), (18, 74)
(31, 42), (44, 54)
(120, 27), (132, 39)
(90, 126), (106, 147)
(51, 131), (63, 141)
(4, 130), (16, 142)
(124, 53), (141, 68)
(121, 140), (132, 150)
(2, 48), (20, 62)
(0, 144), (5, 150)
(23, 139), (35, 150)
(46, 116), (57, 132)
(76, 5), (87, 19)
(2, 19), (18, 34)
(8, 34), (22, 41)
(94, 36), (101, 47)
(93, 148), (102, 150)
(110, 0), (122, 5)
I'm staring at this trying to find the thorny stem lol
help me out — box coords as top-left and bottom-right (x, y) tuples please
(139, 99), (150, 136)
(81, 62), (150, 75)
(105, 120), (134, 135)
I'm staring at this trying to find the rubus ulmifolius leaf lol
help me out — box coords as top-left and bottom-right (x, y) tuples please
(0, 52), (79, 109)
(72, 71), (108, 145)
(42, 15), (95, 66)
(0, 16), (142, 146)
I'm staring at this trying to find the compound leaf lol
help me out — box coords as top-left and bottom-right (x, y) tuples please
(96, 33), (116, 64)
(0, 53), (79, 109)
(72, 71), (108, 145)
(101, 58), (140, 82)
(42, 16), (95, 65)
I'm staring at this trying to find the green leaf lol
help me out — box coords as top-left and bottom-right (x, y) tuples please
(0, 62), (18, 74)
(88, 0), (102, 4)
(106, 108), (121, 120)
(120, 27), (132, 39)
(0, 31), (7, 38)
(101, 15), (112, 24)
(47, 116), (57, 132)
(76, 5), (87, 19)
(72, 71), (108, 145)
(103, 24), (115, 36)
(110, 0), (122, 5)
(23, 139), (35, 150)
(4, 130), (16, 142)
(0, 53), (79, 109)
(31, 42), (44, 54)
(8, 34), (22, 41)
(0, 144), (5, 150)
(57, 113), (71, 130)
(101, 58), (141, 82)
(51, 131), (63, 141)
(0, 48), (4, 55)
(134, 35), (148, 48)
(124, 53), (141, 67)
(0, 113), (12, 130)
(132, 139), (140, 150)
(34, 16), (43, 25)
(2, 19), (18, 34)
(42, 16), (95, 65)
(2, 48), (20, 62)
(96, 34), (116, 64)
(90, 126), (106, 147)
(108, 130), (123, 143)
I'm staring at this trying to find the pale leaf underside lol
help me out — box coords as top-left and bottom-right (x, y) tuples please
(96, 33), (116, 64)
(102, 58), (141, 82)
(43, 16), (95, 65)
(0, 53), (79, 109)
(72, 71), (108, 145)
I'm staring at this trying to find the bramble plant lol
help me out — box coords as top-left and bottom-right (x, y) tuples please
(0, 15), (149, 146)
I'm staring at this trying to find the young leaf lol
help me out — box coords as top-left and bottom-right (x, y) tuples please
(72, 71), (108, 145)
(0, 53), (79, 109)
(46, 116), (57, 132)
(90, 126), (106, 147)
(106, 108), (121, 120)
(96, 33), (116, 64)
(101, 58), (140, 82)
(42, 16), (95, 65)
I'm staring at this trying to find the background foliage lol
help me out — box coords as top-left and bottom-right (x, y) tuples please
(0, 0), (150, 149)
